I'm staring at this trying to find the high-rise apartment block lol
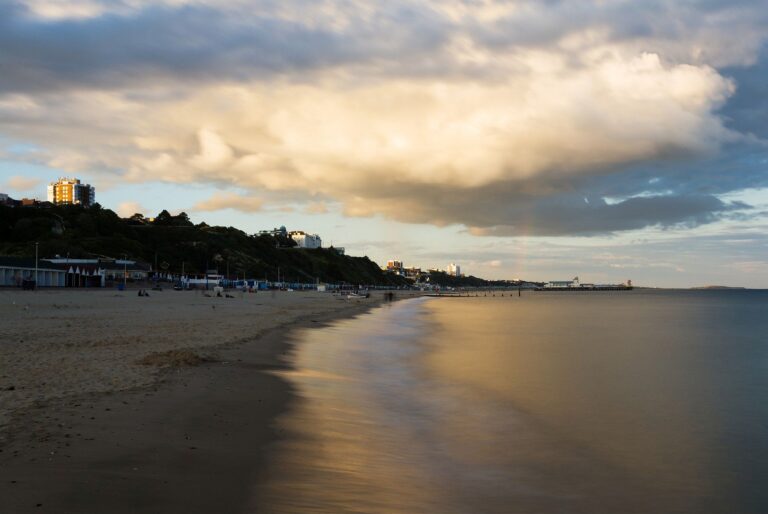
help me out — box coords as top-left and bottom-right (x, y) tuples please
(47, 178), (96, 206)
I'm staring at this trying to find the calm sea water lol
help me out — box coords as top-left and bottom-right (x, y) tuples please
(254, 290), (768, 514)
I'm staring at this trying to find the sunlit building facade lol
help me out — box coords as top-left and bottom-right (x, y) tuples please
(290, 230), (322, 249)
(47, 177), (95, 207)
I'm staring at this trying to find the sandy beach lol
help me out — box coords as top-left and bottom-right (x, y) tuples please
(0, 287), (410, 513)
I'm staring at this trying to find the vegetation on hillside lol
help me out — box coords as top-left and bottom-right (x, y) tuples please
(0, 204), (409, 286)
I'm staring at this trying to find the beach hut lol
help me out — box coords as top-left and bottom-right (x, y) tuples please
(0, 257), (67, 287)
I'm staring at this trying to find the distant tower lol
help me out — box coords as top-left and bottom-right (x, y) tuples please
(48, 177), (95, 207)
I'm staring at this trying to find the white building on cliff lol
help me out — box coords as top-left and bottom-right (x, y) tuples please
(290, 230), (322, 249)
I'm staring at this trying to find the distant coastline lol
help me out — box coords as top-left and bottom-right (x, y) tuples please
(690, 286), (748, 290)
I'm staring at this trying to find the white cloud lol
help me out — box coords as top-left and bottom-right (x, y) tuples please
(22, 53), (731, 184)
(3, 175), (42, 193)
(0, 49), (738, 232)
(304, 202), (330, 214)
(21, 0), (106, 19)
(116, 200), (148, 218)
(193, 192), (264, 213)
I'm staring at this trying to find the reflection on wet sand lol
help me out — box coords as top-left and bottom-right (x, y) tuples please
(254, 304), (444, 513)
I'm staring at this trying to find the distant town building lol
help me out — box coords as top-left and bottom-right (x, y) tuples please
(386, 260), (404, 273)
(103, 259), (151, 283)
(447, 263), (461, 277)
(404, 267), (422, 279)
(0, 193), (53, 207)
(0, 193), (20, 207)
(259, 226), (288, 238)
(290, 230), (322, 249)
(47, 177), (95, 207)
(1, 193), (52, 208)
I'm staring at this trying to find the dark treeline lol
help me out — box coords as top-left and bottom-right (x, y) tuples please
(0, 204), (410, 286)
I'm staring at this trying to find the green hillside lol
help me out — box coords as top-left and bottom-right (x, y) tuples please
(0, 204), (408, 286)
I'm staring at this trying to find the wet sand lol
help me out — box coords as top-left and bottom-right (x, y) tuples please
(0, 288), (409, 513)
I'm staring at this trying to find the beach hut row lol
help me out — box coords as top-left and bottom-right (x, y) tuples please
(0, 257), (109, 288)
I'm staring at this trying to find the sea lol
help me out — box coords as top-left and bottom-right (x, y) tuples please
(254, 290), (768, 514)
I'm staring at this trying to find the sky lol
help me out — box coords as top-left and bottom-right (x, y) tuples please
(0, 0), (767, 288)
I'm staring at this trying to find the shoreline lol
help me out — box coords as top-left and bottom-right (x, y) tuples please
(0, 289), (416, 513)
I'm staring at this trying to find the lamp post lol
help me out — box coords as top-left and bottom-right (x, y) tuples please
(123, 254), (127, 289)
(35, 242), (39, 289)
